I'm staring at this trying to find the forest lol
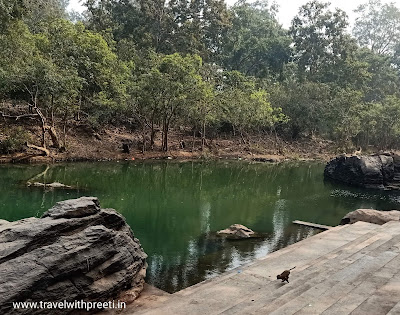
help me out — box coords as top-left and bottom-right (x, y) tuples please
(1, 0), (400, 156)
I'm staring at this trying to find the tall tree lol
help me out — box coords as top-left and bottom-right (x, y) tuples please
(84, 0), (173, 52)
(169, 0), (231, 61)
(221, 0), (290, 78)
(353, 0), (400, 55)
(290, 1), (354, 84)
(0, 0), (25, 31)
(136, 53), (204, 151)
(219, 70), (285, 141)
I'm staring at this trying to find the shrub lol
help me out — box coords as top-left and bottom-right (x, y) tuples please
(0, 127), (29, 154)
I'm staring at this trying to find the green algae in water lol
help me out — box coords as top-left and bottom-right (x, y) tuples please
(1, 161), (400, 293)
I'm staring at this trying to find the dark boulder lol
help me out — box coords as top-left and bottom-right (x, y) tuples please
(324, 153), (400, 189)
(0, 197), (147, 314)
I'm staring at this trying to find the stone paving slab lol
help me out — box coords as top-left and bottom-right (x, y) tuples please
(132, 221), (400, 315)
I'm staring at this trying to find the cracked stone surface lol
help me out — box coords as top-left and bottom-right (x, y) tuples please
(0, 197), (147, 314)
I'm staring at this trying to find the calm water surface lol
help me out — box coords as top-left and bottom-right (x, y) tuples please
(1, 161), (400, 292)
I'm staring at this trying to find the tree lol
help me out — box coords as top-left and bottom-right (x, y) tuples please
(290, 1), (355, 84)
(135, 53), (204, 151)
(356, 48), (399, 102)
(270, 81), (331, 139)
(326, 88), (363, 148)
(1, 18), (130, 150)
(219, 70), (286, 142)
(84, 0), (173, 52)
(185, 63), (220, 151)
(0, 0), (25, 31)
(168, 0), (231, 61)
(0, 24), (64, 150)
(359, 96), (400, 148)
(353, 0), (400, 55)
(221, 0), (290, 79)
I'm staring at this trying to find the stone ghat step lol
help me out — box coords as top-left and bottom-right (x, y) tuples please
(155, 223), (388, 315)
(173, 222), (379, 299)
(133, 222), (393, 315)
(253, 221), (400, 315)
(231, 221), (400, 315)
(133, 222), (383, 314)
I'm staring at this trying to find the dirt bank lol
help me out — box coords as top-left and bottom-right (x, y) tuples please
(0, 118), (338, 164)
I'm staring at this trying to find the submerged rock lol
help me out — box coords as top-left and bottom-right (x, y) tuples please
(217, 224), (256, 239)
(0, 197), (147, 314)
(324, 153), (400, 190)
(27, 182), (73, 189)
(341, 209), (400, 225)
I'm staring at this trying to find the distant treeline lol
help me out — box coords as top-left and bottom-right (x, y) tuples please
(1, 0), (400, 152)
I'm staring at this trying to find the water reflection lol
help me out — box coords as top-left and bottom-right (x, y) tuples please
(1, 161), (400, 292)
(147, 224), (317, 293)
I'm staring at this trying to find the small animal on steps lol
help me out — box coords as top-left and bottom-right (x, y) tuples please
(277, 267), (296, 283)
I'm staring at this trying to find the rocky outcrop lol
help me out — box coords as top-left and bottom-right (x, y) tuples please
(217, 224), (256, 239)
(341, 209), (400, 225)
(0, 197), (147, 314)
(324, 153), (400, 190)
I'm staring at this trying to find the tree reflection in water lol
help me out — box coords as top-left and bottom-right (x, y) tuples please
(1, 161), (399, 293)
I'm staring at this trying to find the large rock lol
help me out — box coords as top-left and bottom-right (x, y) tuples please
(324, 153), (400, 189)
(341, 209), (400, 225)
(217, 224), (256, 239)
(0, 197), (147, 314)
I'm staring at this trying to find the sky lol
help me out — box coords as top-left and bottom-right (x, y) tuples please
(67, 0), (400, 29)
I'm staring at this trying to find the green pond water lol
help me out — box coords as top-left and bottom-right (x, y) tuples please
(1, 161), (400, 293)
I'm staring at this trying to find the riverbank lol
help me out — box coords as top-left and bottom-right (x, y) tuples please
(0, 122), (338, 164)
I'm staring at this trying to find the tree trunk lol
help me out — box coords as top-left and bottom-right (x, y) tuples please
(150, 123), (155, 150)
(192, 129), (196, 152)
(36, 109), (47, 148)
(201, 120), (206, 151)
(62, 110), (68, 148)
(162, 118), (169, 152)
(142, 125), (146, 154)
(26, 143), (50, 156)
(51, 94), (54, 128)
(47, 126), (61, 149)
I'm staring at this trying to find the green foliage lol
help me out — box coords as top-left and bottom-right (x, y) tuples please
(353, 0), (400, 55)
(0, 0), (25, 31)
(2, 0), (400, 153)
(358, 96), (400, 148)
(290, 1), (355, 84)
(356, 48), (400, 102)
(220, 71), (286, 134)
(270, 81), (331, 138)
(135, 53), (205, 151)
(221, 0), (290, 78)
(0, 127), (29, 154)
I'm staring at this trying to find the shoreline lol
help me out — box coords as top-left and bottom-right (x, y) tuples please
(0, 150), (332, 164)
(1, 122), (338, 164)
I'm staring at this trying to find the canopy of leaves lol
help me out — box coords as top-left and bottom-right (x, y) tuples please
(353, 0), (400, 55)
(2, 0), (400, 151)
